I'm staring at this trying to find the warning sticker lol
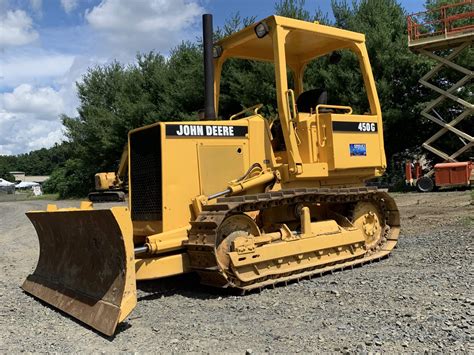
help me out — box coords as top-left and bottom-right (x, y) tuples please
(350, 143), (367, 156)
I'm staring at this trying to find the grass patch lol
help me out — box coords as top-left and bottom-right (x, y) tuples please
(460, 215), (474, 227)
(0, 193), (59, 202)
(30, 193), (60, 200)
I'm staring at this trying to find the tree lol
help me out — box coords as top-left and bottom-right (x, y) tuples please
(275, 0), (330, 23)
(0, 143), (71, 180)
(42, 158), (90, 198)
(165, 42), (205, 120)
(424, 0), (473, 28)
(0, 155), (17, 182)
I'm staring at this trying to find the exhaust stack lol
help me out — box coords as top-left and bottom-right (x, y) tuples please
(202, 14), (216, 119)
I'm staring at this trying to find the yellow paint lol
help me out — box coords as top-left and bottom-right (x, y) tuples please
(145, 226), (189, 254)
(229, 228), (365, 282)
(198, 144), (246, 195)
(135, 253), (190, 280)
(94, 172), (117, 190)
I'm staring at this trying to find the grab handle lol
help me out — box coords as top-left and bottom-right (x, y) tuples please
(315, 104), (352, 147)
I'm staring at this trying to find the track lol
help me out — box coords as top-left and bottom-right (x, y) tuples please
(187, 187), (400, 291)
(88, 191), (125, 203)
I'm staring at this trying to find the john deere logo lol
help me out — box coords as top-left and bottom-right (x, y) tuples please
(166, 124), (248, 137)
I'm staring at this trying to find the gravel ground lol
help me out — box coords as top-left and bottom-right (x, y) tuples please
(0, 191), (472, 353)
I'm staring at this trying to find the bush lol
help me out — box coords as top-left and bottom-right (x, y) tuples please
(42, 159), (93, 198)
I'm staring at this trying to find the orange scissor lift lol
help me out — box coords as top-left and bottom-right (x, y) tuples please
(405, 1), (473, 192)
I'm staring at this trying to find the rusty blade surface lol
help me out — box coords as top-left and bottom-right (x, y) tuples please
(22, 208), (136, 336)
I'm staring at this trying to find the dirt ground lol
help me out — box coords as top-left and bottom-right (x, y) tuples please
(0, 191), (472, 353)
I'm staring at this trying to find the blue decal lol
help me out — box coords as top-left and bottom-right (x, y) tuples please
(350, 143), (366, 156)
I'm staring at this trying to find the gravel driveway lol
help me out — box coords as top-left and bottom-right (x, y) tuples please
(0, 191), (472, 352)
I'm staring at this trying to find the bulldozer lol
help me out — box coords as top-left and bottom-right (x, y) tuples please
(22, 14), (400, 336)
(87, 146), (128, 202)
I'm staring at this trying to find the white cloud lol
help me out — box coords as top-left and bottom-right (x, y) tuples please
(0, 110), (64, 155)
(1, 84), (64, 118)
(0, 51), (105, 154)
(0, 52), (75, 88)
(29, 0), (42, 16)
(0, 0), (207, 154)
(0, 9), (38, 47)
(0, 51), (100, 154)
(0, 83), (70, 154)
(60, 0), (78, 14)
(85, 0), (203, 55)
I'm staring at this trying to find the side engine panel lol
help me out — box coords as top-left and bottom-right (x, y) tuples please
(128, 118), (270, 236)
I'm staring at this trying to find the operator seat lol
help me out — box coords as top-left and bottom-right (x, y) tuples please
(296, 88), (328, 113)
(271, 88), (329, 152)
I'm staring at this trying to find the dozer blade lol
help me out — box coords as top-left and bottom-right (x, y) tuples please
(22, 206), (137, 336)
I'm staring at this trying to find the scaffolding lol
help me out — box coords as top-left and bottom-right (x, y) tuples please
(407, 1), (473, 174)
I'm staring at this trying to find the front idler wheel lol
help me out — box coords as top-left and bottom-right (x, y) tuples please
(215, 214), (260, 271)
(352, 201), (384, 250)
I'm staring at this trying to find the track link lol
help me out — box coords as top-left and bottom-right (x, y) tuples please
(186, 187), (400, 291)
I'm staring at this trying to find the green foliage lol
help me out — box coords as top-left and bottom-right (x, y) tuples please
(214, 13), (276, 119)
(42, 159), (91, 198)
(166, 43), (205, 120)
(424, 0), (472, 28)
(215, 12), (257, 38)
(275, 0), (330, 23)
(0, 143), (71, 179)
(219, 59), (277, 119)
(63, 56), (167, 173)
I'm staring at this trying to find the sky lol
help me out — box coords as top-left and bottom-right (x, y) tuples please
(0, 0), (425, 156)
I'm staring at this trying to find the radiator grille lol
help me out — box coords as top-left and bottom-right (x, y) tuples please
(129, 125), (162, 221)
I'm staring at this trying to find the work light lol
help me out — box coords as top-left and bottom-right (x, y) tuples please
(213, 45), (223, 58)
(254, 22), (269, 38)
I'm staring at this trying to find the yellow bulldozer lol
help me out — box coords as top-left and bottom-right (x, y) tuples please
(22, 14), (400, 336)
(87, 146), (128, 202)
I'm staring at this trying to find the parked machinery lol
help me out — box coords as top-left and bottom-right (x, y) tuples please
(405, 159), (473, 192)
(22, 14), (400, 336)
(88, 146), (128, 202)
(406, 2), (473, 192)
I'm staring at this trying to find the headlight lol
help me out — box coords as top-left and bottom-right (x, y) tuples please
(212, 45), (223, 58)
(254, 22), (269, 38)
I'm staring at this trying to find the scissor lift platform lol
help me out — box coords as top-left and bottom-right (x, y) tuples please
(407, 1), (473, 175)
